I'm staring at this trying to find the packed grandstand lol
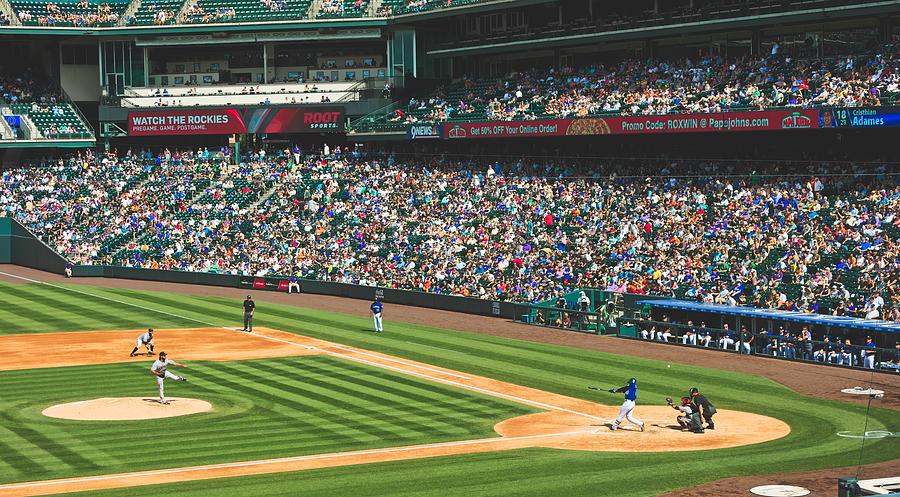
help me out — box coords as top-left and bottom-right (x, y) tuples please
(364, 44), (900, 131)
(2, 148), (898, 325)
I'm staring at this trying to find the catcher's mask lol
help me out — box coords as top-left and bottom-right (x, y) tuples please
(681, 397), (690, 406)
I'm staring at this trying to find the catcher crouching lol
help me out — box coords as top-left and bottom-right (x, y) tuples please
(667, 396), (693, 430)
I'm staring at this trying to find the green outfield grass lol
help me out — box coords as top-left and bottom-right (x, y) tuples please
(0, 280), (897, 496)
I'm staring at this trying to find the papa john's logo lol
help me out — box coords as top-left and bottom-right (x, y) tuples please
(447, 125), (468, 139)
(781, 112), (812, 129)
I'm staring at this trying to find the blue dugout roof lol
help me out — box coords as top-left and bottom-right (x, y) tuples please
(635, 299), (900, 333)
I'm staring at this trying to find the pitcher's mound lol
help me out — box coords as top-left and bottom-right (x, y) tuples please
(42, 397), (212, 421)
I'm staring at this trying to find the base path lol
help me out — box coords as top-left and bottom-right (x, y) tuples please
(0, 327), (790, 497)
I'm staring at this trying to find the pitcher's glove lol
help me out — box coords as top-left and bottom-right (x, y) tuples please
(666, 397), (674, 406)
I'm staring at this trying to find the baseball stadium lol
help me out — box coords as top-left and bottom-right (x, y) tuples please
(0, 0), (900, 496)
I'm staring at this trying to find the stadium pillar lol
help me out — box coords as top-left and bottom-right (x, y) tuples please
(143, 47), (149, 87)
(878, 17), (893, 43)
(262, 43), (267, 84)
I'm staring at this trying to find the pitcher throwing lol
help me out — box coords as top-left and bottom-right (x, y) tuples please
(150, 351), (188, 405)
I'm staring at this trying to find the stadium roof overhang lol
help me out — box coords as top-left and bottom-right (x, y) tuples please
(390, 0), (549, 23)
(426, 0), (900, 57)
(0, 139), (95, 149)
(132, 26), (383, 46)
(636, 300), (900, 334)
(0, 18), (387, 37)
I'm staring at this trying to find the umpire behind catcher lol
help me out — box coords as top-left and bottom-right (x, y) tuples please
(242, 295), (255, 332)
(689, 387), (716, 433)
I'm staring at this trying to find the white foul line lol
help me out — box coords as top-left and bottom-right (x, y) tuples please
(0, 429), (592, 491)
(328, 343), (471, 380)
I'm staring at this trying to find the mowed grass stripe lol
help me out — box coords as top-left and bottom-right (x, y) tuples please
(0, 300), (67, 334)
(0, 285), (116, 332)
(0, 437), (52, 475)
(274, 362), (505, 417)
(0, 313), (36, 334)
(0, 283), (195, 334)
(293, 359), (527, 422)
(186, 371), (372, 443)
(48, 284), (208, 329)
(189, 366), (391, 442)
(222, 362), (424, 440)
(0, 414), (99, 471)
(242, 361), (469, 438)
(90, 287), (232, 327)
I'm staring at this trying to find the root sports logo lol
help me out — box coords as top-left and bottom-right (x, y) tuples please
(128, 107), (345, 136)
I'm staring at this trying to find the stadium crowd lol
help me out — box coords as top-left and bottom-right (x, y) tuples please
(0, 72), (60, 105)
(1, 149), (897, 324)
(391, 44), (899, 125)
(19, 1), (120, 26)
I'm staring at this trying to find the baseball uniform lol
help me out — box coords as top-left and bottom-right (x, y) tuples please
(151, 357), (184, 404)
(371, 299), (383, 333)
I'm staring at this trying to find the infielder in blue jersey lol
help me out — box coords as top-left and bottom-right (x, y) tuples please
(607, 377), (645, 432)
(371, 298), (383, 333)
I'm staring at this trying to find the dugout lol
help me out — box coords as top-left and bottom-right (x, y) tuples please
(632, 299), (900, 371)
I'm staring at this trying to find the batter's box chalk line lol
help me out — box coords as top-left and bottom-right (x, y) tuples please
(840, 387), (885, 396)
(835, 430), (899, 439)
(750, 484), (810, 497)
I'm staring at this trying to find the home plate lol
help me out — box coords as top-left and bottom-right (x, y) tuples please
(750, 484), (810, 496)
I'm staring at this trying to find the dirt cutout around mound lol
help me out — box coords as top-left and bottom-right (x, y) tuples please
(0, 326), (790, 497)
(42, 397), (212, 421)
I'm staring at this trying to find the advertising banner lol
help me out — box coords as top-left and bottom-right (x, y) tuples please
(442, 109), (820, 139)
(128, 107), (345, 136)
(239, 275), (289, 292)
(407, 124), (443, 139)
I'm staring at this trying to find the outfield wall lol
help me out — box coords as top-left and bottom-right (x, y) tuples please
(0, 218), (69, 273)
(70, 265), (517, 319)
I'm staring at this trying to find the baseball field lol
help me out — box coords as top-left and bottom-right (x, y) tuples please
(0, 269), (897, 496)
